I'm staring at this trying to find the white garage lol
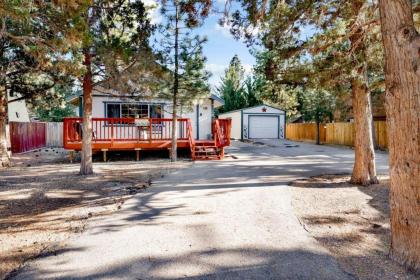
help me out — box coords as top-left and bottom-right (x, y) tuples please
(218, 105), (286, 140)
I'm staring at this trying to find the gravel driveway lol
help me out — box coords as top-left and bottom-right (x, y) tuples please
(12, 140), (389, 279)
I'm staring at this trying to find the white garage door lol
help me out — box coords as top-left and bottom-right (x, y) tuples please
(248, 115), (279, 139)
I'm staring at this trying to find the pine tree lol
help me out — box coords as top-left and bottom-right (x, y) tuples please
(0, 0), (84, 167)
(155, 0), (211, 162)
(298, 88), (335, 144)
(230, 0), (382, 185)
(177, 43), (211, 109)
(242, 75), (263, 107)
(217, 55), (246, 112)
(77, 0), (152, 174)
(34, 85), (77, 122)
(378, 0), (420, 272)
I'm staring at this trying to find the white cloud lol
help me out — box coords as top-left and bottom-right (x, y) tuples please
(214, 22), (233, 38)
(214, 20), (261, 40)
(206, 63), (227, 90)
(143, 0), (162, 24)
(206, 63), (226, 76)
(243, 64), (253, 76)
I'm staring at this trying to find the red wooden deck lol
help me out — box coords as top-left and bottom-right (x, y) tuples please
(63, 118), (231, 160)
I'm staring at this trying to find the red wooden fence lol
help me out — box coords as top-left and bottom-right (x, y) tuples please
(9, 122), (46, 153)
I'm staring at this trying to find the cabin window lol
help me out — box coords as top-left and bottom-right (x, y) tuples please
(106, 103), (164, 118)
(107, 104), (121, 118)
(150, 105), (162, 119)
(121, 104), (148, 118)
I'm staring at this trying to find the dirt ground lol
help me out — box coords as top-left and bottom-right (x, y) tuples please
(291, 175), (418, 280)
(0, 149), (191, 279)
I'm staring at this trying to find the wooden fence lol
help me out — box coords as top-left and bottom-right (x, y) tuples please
(10, 122), (46, 153)
(325, 123), (355, 146)
(373, 121), (387, 150)
(46, 122), (63, 147)
(286, 123), (326, 143)
(286, 121), (388, 149)
(9, 121), (64, 153)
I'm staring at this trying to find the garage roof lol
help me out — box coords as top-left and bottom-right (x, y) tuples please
(218, 104), (285, 115)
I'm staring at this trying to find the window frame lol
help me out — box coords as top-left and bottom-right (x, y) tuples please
(121, 103), (149, 118)
(105, 102), (164, 119)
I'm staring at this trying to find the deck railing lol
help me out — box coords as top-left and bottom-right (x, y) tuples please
(64, 118), (190, 147)
(212, 119), (231, 148)
(186, 120), (196, 160)
(63, 117), (231, 153)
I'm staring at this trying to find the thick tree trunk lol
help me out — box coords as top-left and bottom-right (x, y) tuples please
(348, 2), (378, 186)
(379, 0), (420, 272)
(350, 79), (378, 185)
(0, 88), (11, 167)
(80, 49), (93, 175)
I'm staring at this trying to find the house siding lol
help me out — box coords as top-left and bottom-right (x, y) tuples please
(90, 94), (213, 140)
(7, 94), (30, 122)
(218, 110), (241, 139)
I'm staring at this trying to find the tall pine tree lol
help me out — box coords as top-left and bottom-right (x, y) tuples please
(229, 0), (383, 185)
(77, 0), (152, 174)
(156, 0), (211, 162)
(217, 55), (246, 112)
(0, 0), (84, 167)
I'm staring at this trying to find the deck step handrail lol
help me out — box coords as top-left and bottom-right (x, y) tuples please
(186, 120), (196, 160)
(212, 119), (231, 148)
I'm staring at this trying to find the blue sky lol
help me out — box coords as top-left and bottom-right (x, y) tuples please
(146, 0), (256, 92)
(198, 13), (256, 90)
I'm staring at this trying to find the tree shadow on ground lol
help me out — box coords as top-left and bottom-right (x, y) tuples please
(290, 175), (417, 280)
(0, 159), (191, 279)
(13, 247), (352, 280)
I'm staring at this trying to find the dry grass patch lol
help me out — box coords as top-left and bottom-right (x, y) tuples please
(291, 175), (418, 280)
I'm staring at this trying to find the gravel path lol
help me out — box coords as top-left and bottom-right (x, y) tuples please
(12, 140), (389, 279)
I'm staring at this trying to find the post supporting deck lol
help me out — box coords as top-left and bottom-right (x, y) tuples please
(135, 148), (141, 161)
(101, 149), (108, 162)
(68, 150), (74, 163)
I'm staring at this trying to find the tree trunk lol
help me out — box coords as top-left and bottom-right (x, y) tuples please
(348, 3), (378, 186)
(0, 88), (10, 167)
(379, 0), (420, 272)
(350, 79), (378, 185)
(170, 3), (179, 162)
(316, 118), (320, 145)
(171, 96), (178, 162)
(80, 49), (93, 175)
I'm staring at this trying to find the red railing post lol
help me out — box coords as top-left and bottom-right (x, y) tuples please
(111, 119), (114, 147)
(149, 118), (152, 143)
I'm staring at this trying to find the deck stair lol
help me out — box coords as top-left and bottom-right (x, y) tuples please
(194, 144), (222, 160)
(186, 119), (231, 161)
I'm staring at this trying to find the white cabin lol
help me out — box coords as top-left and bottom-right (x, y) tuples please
(70, 87), (224, 140)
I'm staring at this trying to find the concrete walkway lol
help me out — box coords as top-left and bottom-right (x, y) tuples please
(13, 140), (388, 279)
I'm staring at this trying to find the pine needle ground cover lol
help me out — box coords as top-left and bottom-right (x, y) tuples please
(291, 175), (417, 280)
